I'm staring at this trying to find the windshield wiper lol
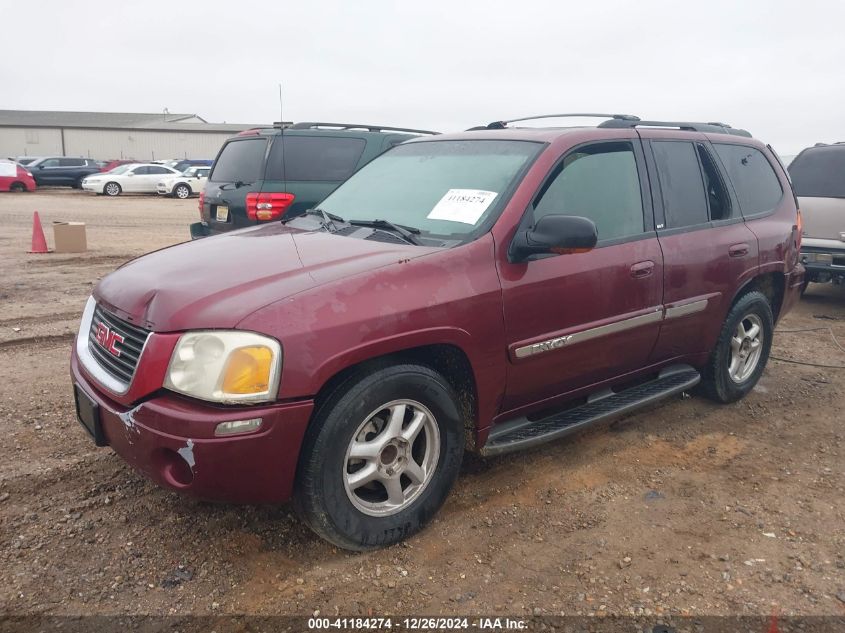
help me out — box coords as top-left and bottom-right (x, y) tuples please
(349, 219), (421, 245)
(287, 207), (345, 231)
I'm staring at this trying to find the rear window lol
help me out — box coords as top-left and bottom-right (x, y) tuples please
(210, 138), (268, 183)
(788, 145), (845, 198)
(714, 144), (783, 214)
(266, 136), (367, 182)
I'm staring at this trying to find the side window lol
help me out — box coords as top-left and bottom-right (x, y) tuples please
(210, 138), (268, 183)
(267, 136), (367, 182)
(696, 144), (732, 220)
(150, 166), (170, 175)
(132, 166), (149, 175)
(531, 142), (644, 241)
(41, 159), (60, 168)
(59, 158), (84, 167)
(714, 144), (783, 215)
(651, 141), (709, 228)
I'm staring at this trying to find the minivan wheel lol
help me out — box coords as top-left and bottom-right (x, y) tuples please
(174, 184), (191, 199)
(295, 363), (465, 550)
(699, 290), (773, 404)
(104, 182), (121, 196)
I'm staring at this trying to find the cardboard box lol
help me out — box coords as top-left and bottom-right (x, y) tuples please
(52, 221), (87, 253)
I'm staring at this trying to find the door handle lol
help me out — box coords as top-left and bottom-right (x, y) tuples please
(630, 260), (655, 278)
(729, 243), (749, 258)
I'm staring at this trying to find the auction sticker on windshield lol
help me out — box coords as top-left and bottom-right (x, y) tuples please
(427, 189), (497, 224)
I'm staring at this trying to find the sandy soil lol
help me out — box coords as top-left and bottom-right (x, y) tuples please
(0, 189), (843, 619)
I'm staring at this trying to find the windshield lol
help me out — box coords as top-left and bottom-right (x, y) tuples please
(789, 146), (845, 198)
(318, 140), (542, 239)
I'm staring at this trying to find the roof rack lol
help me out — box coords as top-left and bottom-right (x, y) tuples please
(478, 113), (640, 130)
(598, 118), (752, 137)
(284, 122), (438, 135)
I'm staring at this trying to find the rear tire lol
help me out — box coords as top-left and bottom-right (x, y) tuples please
(104, 182), (121, 196)
(699, 291), (773, 403)
(9, 182), (26, 192)
(295, 363), (465, 550)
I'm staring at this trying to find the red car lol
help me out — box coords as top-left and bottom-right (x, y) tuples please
(99, 159), (138, 173)
(0, 161), (36, 192)
(71, 114), (804, 550)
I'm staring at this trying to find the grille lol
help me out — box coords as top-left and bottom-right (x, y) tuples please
(87, 304), (151, 384)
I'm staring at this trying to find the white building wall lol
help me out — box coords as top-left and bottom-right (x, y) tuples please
(0, 127), (64, 158)
(63, 128), (234, 160)
(0, 127), (236, 161)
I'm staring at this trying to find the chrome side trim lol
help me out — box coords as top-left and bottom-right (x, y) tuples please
(514, 308), (663, 359)
(76, 296), (131, 395)
(664, 298), (708, 320)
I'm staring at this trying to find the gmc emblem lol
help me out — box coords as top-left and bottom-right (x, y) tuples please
(95, 322), (124, 357)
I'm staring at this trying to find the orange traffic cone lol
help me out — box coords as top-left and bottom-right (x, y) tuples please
(28, 211), (49, 254)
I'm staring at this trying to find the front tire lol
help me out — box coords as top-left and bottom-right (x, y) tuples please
(700, 290), (773, 403)
(174, 183), (191, 199)
(295, 363), (465, 550)
(104, 182), (121, 196)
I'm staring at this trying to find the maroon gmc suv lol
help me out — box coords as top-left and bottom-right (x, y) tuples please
(71, 114), (804, 550)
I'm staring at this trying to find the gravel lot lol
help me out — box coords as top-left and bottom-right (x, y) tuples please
(0, 189), (843, 620)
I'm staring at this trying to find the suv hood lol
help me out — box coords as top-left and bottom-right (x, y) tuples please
(95, 223), (437, 331)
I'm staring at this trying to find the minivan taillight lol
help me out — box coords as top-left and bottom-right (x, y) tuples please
(198, 191), (205, 219)
(246, 192), (295, 221)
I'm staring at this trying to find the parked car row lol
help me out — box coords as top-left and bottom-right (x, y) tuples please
(3, 155), (214, 192)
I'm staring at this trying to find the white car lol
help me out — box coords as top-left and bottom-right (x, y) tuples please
(81, 163), (181, 196)
(156, 166), (211, 199)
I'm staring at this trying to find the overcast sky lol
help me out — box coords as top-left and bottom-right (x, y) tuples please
(2, 0), (843, 155)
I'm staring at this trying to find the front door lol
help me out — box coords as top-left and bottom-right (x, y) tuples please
(498, 139), (664, 413)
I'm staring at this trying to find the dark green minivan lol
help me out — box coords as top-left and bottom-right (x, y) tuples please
(191, 122), (436, 238)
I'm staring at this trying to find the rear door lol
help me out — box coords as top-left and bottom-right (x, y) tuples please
(262, 133), (368, 217)
(203, 135), (270, 231)
(145, 166), (175, 192)
(498, 137), (664, 412)
(641, 132), (759, 363)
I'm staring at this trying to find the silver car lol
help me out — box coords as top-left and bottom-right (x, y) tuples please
(789, 143), (845, 290)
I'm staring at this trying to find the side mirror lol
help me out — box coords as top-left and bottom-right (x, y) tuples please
(510, 214), (598, 262)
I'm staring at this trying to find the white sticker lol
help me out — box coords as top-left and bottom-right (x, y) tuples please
(427, 189), (498, 225)
(0, 162), (16, 177)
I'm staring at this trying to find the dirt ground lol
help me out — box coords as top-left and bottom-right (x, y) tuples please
(0, 189), (843, 620)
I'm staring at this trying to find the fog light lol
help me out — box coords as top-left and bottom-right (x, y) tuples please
(214, 418), (263, 437)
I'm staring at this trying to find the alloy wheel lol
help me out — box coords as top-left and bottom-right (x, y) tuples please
(343, 399), (440, 517)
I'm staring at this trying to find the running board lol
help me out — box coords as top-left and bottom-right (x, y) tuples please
(480, 365), (700, 457)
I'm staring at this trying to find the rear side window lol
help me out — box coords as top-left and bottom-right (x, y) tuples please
(266, 136), (366, 181)
(532, 142), (644, 241)
(651, 141), (709, 228)
(788, 146), (845, 198)
(210, 138), (268, 183)
(696, 144), (732, 220)
(59, 158), (84, 167)
(714, 144), (783, 215)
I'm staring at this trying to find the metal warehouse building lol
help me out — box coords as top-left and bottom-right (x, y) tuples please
(0, 110), (266, 161)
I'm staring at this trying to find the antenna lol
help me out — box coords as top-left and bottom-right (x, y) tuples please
(278, 84), (283, 124)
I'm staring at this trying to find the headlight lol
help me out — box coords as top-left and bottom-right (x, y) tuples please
(164, 331), (282, 404)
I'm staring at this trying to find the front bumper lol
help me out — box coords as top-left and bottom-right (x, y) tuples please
(800, 246), (845, 282)
(71, 347), (313, 504)
(81, 181), (102, 193)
